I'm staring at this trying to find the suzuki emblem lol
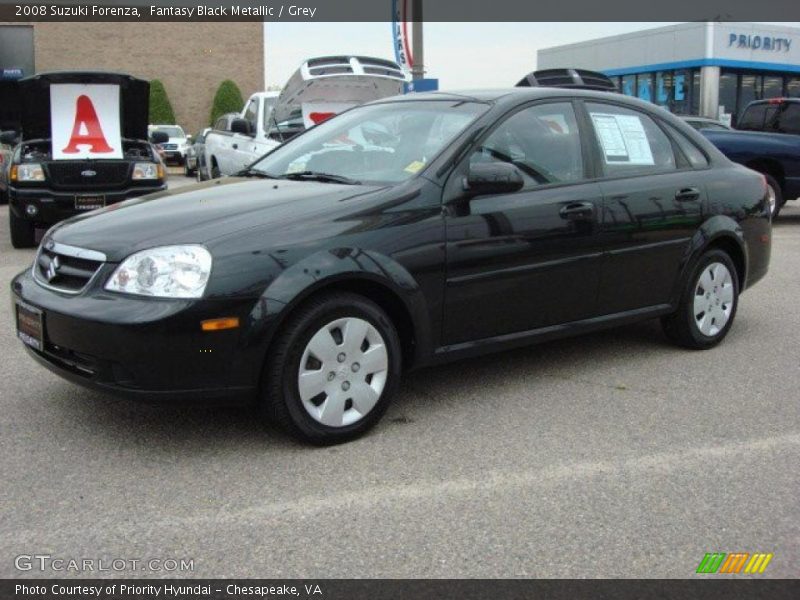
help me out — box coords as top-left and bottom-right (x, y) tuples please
(45, 255), (60, 282)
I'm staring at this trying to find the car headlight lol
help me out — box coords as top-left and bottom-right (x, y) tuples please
(132, 162), (163, 180)
(105, 245), (212, 298)
(12, 163), (46, 182)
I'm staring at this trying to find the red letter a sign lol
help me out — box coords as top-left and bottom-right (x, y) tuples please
(61, 95), (114, 154)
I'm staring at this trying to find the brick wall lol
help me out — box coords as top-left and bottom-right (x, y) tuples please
(30, 22), (264, 135)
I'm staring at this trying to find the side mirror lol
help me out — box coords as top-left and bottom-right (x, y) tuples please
(150, 131), (169, 144)
(464, 162), (524, 196)
(230, 118), (252, 136)
(0, 130), (19, 145)
(186, 134), (193, 143)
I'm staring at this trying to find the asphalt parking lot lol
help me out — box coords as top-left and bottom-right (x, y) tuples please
(1, 180), (798, 579)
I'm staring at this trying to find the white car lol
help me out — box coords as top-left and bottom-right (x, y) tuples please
(148, 124), (190, 165)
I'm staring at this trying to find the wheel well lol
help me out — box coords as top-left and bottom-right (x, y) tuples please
(275, 279), (417, 370)
(708, 236), (746, 288)
(745, 158), (784, 190)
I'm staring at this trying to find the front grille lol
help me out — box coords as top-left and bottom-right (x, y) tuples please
(162, 143), (177, 150)
(34, 242), (105, 294)
(45, 161), (131, 190)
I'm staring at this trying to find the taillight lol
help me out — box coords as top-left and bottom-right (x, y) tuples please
(767, 97), (785, 105)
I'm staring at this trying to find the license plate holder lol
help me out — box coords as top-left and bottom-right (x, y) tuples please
(16, 300), (44, 351)
(75, 195), (106, 210)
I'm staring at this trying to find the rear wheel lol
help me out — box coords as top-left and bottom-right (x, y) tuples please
(260, 292), (402, 445)
(9, 208), (36, 248)
(763, 173), (784, 219)
(661, 249), (739, 349)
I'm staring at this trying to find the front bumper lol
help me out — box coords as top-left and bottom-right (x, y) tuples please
(9, 183), (167, 226)
(11, 268), (259, 405)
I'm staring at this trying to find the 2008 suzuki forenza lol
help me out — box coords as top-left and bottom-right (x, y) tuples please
(12, 81), (771, 444)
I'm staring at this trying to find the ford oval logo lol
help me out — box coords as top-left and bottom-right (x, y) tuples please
(81, 170), (97, 177)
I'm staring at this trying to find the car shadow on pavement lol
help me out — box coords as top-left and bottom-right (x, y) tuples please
(44, 318), (670, 452)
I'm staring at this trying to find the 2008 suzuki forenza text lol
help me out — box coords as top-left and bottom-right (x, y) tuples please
(12, 88), (771, 444)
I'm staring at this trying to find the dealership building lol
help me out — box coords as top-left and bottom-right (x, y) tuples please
(0, 22), (264, 134)
(538, 22), (800, 127)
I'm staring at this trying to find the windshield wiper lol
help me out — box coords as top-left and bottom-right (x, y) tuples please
(236, 167), (278, 178)
(279, 171), (361, 185)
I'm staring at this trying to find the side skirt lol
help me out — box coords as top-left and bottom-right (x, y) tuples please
(427, 304), (674, 366)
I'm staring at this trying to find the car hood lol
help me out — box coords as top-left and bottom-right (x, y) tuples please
(18, 71), (149, 141)
(48, 177), (386, 262)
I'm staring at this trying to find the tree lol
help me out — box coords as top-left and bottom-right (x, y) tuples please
(148, 79), (176, 124)
(209, 80), (244, 126)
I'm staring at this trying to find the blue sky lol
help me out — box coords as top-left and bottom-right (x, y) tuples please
(263, 22), (800, 89)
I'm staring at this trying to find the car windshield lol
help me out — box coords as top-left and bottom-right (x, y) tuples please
(250, 100), (489, 185)
(152, 126), (184, 138)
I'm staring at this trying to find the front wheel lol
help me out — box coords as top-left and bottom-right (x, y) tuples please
(260, 292), (402, 445)
(661, 249), (739, 349)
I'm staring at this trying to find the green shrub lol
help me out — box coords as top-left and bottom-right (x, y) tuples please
(148, 79), (176, 124)
(209, 80), (244, 126)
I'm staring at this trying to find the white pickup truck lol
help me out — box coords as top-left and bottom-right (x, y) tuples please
(203, 56), (409, 178)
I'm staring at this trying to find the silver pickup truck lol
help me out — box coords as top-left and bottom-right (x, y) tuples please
(203, 56), (409, 178)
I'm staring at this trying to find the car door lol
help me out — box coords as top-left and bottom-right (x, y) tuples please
(233, 98), (260, 171)
(582, 101), (707, 314)
(442, 100), (605, 345)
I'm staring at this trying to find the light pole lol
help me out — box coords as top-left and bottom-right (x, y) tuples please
(411, 0), (424, 81)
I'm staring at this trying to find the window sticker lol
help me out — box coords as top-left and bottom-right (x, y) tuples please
(590, 112), (655, 165)
(404, 160), (426, 174)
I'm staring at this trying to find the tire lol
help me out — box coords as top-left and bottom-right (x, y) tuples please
(661, 249), (739, 350)
(763, 173), (784, 219)
(183, 160), (195, 178)
(0, 187), (8, 205)
(260, 292), (402, 445)
(9, 208), (36, 248)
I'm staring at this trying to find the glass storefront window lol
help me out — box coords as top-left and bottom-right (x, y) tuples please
(763, 76), (783, 99)
(738, 74), (762, 118)
(621, 75), (635, 96)
(637, 73), (653, 102)
(718, 72), (738, 125)
(656, 71), (672, 107)
(786, 77), (800, 98)
(691, 70), (701, 115)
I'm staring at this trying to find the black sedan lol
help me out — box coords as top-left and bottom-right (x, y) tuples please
(11, 88), (771, 444)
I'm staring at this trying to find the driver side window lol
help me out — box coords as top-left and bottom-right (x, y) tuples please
(470, 102), (584, 188)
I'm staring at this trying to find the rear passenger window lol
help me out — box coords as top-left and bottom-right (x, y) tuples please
(663, 123), (709, 168)
(586, 102), (676, 176)
(777, 104), (800, 134)
(738, 104), (767, 130)
(470, 102), (584, 187)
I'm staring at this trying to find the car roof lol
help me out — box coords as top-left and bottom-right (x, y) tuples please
(374, 87), (665, 111)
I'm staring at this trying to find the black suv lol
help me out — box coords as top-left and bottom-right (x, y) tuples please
(2, 72), (167, 248)
(12, 83), (770, 444)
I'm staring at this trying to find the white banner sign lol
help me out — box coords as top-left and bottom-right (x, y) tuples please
(301, 102), (355, 129)
(50, 84), (122, 160)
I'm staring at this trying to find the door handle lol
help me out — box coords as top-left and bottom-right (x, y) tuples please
(559, 201), (595, 220)
(232, 143), (238, 150)
(675, 187), (700, 201)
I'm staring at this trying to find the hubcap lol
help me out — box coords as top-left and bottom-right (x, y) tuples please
(297, 317), (388, 427)
(693, 262), (734, 337)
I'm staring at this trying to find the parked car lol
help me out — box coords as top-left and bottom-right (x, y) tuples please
(11, 76), (770, 444)
(204, 56), (409, 178)
(700, 110), (800, 218)
(680, 116), (731, 132)
(0, 80), (21, 205)
(184, 127), (210, 178)
(0, 136), (16, 205)
(148, 124), (190, 165)
(4, 71), (167, 248)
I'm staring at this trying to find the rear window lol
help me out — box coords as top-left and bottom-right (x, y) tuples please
(776, 103), (800, 134)
(738, 104), (766, 130)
